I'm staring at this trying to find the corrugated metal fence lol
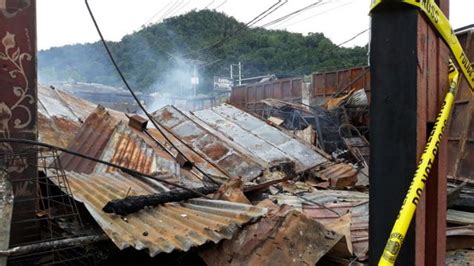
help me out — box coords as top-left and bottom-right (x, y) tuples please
(229, 66), (370, 112)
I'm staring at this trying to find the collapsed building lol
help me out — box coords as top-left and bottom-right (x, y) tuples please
(0, 2), (473, 265)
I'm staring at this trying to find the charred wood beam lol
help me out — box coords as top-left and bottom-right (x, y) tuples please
(447, 181), (467, 207)
(103, 185), (219, 216)
(0, 235), (107, 257)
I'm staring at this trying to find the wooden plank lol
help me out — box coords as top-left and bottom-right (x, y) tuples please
(447, 209), (474, 225)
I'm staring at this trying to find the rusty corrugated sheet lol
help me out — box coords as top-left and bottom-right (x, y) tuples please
(193, 104), (327, 172)
(200, 208), (342, 265)
(153, 106), (263, 181)
(270, 190), (369, 259)
(59, 106), (119, 174)
(54, 171), (267, 256)
(38, 85), (97, 122)
(38, 85), (126, 149)
(97, 122), (178, 176)
(144, 128), (230, 181)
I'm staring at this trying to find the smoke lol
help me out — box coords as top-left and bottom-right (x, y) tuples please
(146, 62), (197, 112)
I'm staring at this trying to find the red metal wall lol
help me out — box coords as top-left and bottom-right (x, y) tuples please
(312, 66), (370, 99)
(229, 66), (371, 112)
(230, 77), (303, 113)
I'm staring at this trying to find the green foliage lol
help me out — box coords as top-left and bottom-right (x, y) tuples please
(39, 10), (368, 94)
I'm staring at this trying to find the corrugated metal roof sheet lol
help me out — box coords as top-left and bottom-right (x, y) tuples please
(144, 128), (230, 181)
(38, 85), (126, 148)
(59, 106), (120, 174)
(55, 171), (267, 256)
(98, 122), (178, 176)
(38, 85), (96, 148)
(192, 103), (328, 172)
(38, 85), (97, 122)
(270, 190), (368, 259)
(153, 106), (263, 181)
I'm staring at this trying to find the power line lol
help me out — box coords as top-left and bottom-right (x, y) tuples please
(259, 0), (325, 28)
(182, 0), (287, 57)
(214, 0), (227, 10)
(159, 0), (182, 22)
(268, 1), (331, 29)
(169, 0), (191, 17)
(141, 1), (173, 27)
(282, 0), (352, 28)
(336, 28), (370, 47)
(84, 0), (219, 185)
(204, 0), (215, 9)
(0, 138), (212, 198)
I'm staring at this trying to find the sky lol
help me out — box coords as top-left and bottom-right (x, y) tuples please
(37, 0), (474, 50)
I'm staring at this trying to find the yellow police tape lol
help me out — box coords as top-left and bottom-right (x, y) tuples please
(377, 60), (459, 266)
(370, 0), (473, 93)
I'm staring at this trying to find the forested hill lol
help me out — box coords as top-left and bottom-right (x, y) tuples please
(39, 10), (368, 94)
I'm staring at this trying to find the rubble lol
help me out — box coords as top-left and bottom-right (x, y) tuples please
(200, 208), (343, 266)
(52, 171), (267, 256)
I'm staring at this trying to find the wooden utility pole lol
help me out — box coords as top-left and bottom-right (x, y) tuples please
(0, 0), (39, 247)
(370, 0), (449, 265)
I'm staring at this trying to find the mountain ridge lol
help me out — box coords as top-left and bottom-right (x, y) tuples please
(39, 9), (368, 94)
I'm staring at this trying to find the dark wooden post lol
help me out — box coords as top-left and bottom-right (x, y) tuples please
(370, 1), (448, 265)
(0, 0), (39, 246)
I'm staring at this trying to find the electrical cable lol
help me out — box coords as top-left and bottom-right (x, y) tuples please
(336, 28), (370, 47)
(267, 1), (331, 29)
(204, 0), (215, 9)
(181, 0), (287, 57)
(159, 0), (182, 22)
(214, 0), (227, 10)
(0, 138), (211, 199)
(84, 0), (219, 185)
(259, 0), (324, 28)
(282, 0), (352, 28)
(141, 1), (174, 27)
(169, 0), (191, 17)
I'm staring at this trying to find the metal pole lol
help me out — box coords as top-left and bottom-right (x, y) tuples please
(193, 64), (197, 97)
(238, 62), (242, 85)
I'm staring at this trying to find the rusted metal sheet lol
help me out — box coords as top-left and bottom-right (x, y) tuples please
(38, 85), (97, 122)
(267, 189), (368, 259)
(98, 122), (179, 177)
(312, 66), (370, 100)
(153, 105), (263, 181)
(59, 106), (119, 174)
(37, 85), (99, 148)
(447, 26), (474, 180)
(0, 0), (39, 245)
(316, 163), (358, 189)
(57, 107), (186, 182)
(55, 171), (267, 256)
(230, 77), (304, 113)
(193, 104), (327, 172)
(200, 208), (342, 265)
(144, 128), (229, 181)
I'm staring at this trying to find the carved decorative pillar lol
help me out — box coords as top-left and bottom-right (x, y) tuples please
(0, 0), (39, 246)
